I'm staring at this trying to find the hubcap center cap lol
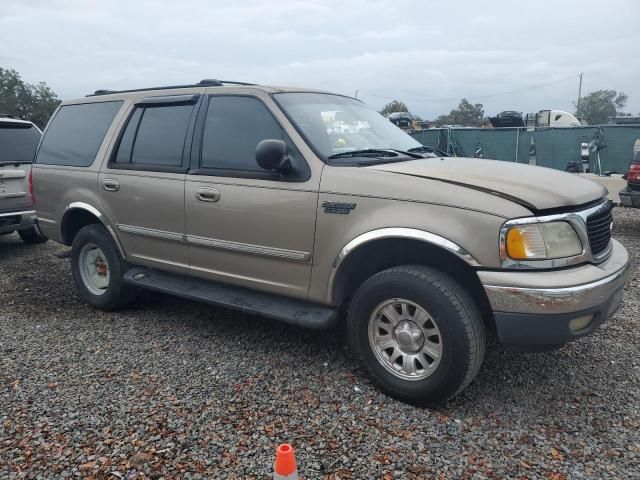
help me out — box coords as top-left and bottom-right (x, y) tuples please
(394, 320), (424, 353)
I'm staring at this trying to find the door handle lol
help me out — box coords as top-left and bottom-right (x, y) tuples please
(102, 179), (120, 192)
(195, 187), (221, 202)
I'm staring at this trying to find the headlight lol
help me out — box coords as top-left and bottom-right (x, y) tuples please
(505, 221), (582, 260)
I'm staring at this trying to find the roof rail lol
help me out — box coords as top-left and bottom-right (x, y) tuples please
(87, 79), (256, 97)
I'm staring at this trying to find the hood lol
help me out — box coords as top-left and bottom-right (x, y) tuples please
(369, 157), (607, 211)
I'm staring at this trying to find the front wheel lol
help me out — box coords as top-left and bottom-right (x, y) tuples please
(71, 224), (138, 310)
(347, 265), (485, 407)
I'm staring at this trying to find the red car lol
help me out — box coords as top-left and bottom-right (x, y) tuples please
(619, 150), (640, 208)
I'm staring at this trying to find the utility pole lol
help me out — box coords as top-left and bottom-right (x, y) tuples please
(354, 90), (359, 99)
(576, 73), (583, 113)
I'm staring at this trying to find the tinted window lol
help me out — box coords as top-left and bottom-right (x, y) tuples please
(0, 124), (41, 163)
(114, 109), (142, 164)
(114, 105), (192, 167)
(202, 96), (283, 171)
(132, 105), (192, 166)
(36, 101), (122, 166)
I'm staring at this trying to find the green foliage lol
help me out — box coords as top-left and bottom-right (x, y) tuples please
(0, 68), (61, 128)
(435, 99), (485, 127)
(575, 90), (628, 125)
(379, 100), (409, 116)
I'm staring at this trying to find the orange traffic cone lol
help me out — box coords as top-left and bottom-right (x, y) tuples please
(273, 444), (298, 479)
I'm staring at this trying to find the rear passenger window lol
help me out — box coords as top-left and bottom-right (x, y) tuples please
(36, 101), (122, 166)
(201, 96), (285, 172)
(113, 104), (193, 169)
(114, 109), (142, 164)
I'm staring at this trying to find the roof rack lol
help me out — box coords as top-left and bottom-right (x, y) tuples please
(87, 79), (256, 97)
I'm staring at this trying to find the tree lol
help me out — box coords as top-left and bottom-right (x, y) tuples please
(435, 98), (485, 127)
(379, 100), (409, 116)
(575, 90), (628, 125)
(0, 68), (60, 128)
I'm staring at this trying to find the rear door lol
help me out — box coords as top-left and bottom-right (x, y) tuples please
(0, 120), (41, 216)
(184, 93), (320, 299)
(98, 94), (200, 274)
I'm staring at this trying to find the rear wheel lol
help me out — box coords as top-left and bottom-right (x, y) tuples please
(18, 226), (48, 244)
(71, 224), (138, 310)
(347, 265), (485, 407)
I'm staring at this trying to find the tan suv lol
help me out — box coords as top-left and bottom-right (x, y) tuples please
(32, 80), (630, 406)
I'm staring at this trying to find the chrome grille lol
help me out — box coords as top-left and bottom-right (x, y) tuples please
(586, 204), (613, 256)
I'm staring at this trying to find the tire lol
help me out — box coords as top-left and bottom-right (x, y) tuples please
(18, 226), (48, 244)
(71, 224), (138, 310)
(347, 265), (485, 407)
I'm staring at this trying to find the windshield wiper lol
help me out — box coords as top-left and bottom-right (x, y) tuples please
(407, 146), (449, 157)
(328, 149), (400, 160)
(389, 149), (424, 159)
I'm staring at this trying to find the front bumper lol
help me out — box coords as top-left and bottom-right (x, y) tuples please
(619, 187), (640, 208)
(479, 239), (630, 350)
(0, 209), (36, 234)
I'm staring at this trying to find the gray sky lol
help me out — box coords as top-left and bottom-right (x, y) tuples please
(2, 0), (639, 119)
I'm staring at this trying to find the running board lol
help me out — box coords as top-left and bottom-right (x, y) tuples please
(123, 267), (337, 329)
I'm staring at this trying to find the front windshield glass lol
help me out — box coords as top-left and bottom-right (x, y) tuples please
(274, 92), (422, 160)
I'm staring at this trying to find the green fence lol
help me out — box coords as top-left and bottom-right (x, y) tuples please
(411, 126), (640, 174)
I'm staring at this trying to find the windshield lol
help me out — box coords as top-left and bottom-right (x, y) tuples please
(0, 124), (41, 163)
(274, 93), (422, 161)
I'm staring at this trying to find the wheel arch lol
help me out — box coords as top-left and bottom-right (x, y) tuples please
(60, 202), (125, 257)
(328, 228), (494, 331)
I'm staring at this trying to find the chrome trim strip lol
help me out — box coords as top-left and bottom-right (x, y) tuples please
(0, 170), (26, 179)
(65, 202), (103, 219)
(63, 202), (126, 258)
(483, 259), (630, 314)
(0, 210), (35, 218)
(185, 234), (310, 261)
(115, 225), (309, 261)
(499, 199), (612, 269)
(117, 224), (185, 242)
(0, 192), (28, 199)
(327, 227), (481, 303)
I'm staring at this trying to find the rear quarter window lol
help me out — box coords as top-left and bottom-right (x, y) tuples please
(36, 101), (123, 166)
(0, 124), (41, 163)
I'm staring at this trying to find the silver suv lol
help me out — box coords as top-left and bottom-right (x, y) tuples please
(32, 80), (630, 406)
(0, 116), (47, 244)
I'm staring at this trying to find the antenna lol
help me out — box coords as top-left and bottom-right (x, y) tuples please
(576, 73), (584, 112)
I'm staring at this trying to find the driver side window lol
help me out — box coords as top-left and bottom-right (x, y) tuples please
(200, 95), (308, 180)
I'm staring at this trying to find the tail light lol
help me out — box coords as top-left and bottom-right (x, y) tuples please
(28, 169), (35, 205)
(628, 163), (640, 184)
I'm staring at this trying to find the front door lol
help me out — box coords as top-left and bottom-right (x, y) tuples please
(99, 94), (199, 273)
(185, 94), (319, 299)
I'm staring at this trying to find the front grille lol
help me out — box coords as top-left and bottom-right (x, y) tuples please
(0, 215), (20, 228)
(586, 205), (613, 256)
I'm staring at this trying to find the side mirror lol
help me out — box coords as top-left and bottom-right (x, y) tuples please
(256, 139), (291, 172)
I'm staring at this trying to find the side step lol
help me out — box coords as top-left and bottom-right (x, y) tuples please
(123, 267), (338, 329)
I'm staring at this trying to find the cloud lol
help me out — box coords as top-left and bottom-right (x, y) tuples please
(1, 0), (638, 118)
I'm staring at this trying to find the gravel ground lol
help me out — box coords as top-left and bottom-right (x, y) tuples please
(1, 207), (639, 480)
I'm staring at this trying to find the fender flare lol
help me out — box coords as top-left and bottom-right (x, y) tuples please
(327, 227), (481, 303)
(61, 202), (126, 258)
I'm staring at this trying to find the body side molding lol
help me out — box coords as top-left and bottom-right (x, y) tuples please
(114, 224), (311, 262)
(327, 227), (481, 303)
(186, 234), (310, 261)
